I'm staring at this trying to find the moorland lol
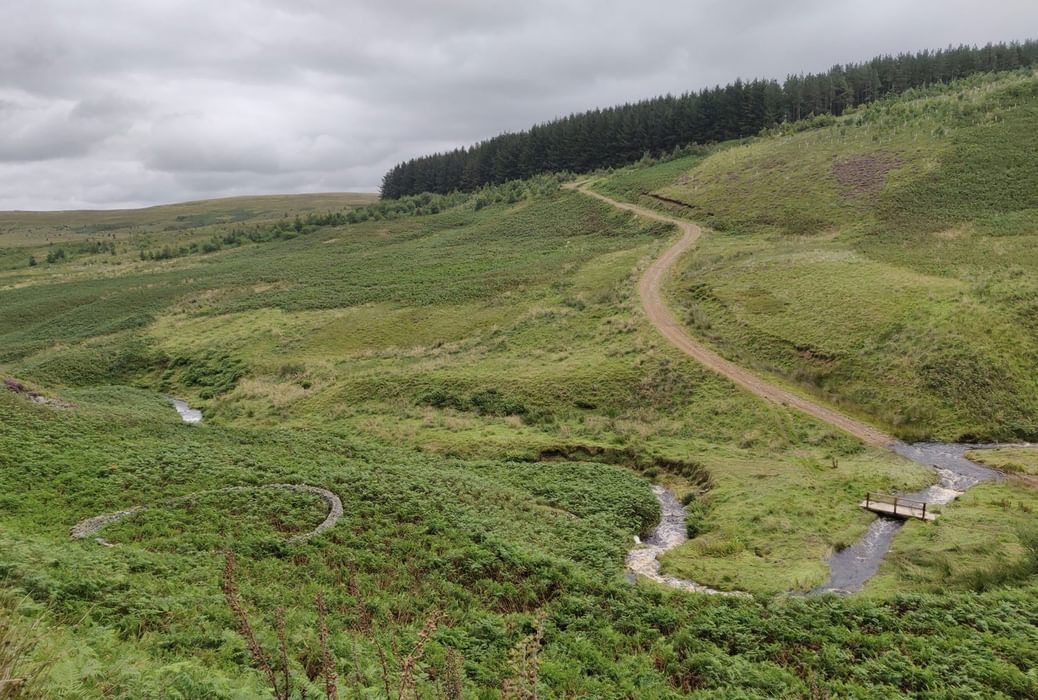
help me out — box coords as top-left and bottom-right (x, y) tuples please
(2, 60), (1038, 698)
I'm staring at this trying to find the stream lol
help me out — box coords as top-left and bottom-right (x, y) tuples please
(585, 186), (1035, 596)
(812, 442), (1012, 593)
(167, 391), (1022, 594)
(630, 442), (1030, 596)
(625, 486), (745, 595)
(170, 397), (202, 424)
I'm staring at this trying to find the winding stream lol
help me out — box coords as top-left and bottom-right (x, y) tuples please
(576, 186), (1033, 597)
(629, 442), (1029, 595)
(165, 365), (1023, 594)
(811, 442), (1011, 593)
(625, 486), (745, 595)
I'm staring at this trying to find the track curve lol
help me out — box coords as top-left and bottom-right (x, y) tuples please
(575, 185), (1026, 594)
(71, 483), (343, 545)
(579, 184), (894, 448)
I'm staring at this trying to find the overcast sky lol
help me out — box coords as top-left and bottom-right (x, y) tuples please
(1, 1), (1036, 210)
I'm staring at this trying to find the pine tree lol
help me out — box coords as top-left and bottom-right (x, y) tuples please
(379, 40), (1038, 198)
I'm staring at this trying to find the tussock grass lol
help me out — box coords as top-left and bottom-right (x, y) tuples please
(967, 447), (1038, 476)
(867, 482), (1038, 594)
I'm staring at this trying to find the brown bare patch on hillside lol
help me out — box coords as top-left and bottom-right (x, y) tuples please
(4, 377), (76, 409)
(832, 154), (901, 199)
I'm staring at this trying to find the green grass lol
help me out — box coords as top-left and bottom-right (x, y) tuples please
(2, 388), (1037, 698)
(658, 449), (930, 595)
(967, 448), (1038, 476)
(67, 187), (932, 597)
(0, 388), (659, 696)
(867, 482), (1038, 595)
(595, 69), (1038, 442)
(586, 147), (711, 203)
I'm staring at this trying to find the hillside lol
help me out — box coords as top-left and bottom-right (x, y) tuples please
(2, 80), (1038, 697)
(381, 41), (1038, 198)
(594, 69), (1038, 442)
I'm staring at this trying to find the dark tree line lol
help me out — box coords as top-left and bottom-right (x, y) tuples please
(381, 40), (1038, 198)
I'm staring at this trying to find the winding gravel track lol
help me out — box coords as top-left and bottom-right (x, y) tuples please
(579, 185), (894, 448)
(576, 185), (1029, 594)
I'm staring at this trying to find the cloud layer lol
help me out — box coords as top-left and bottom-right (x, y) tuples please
(2, 0), (1036, 209)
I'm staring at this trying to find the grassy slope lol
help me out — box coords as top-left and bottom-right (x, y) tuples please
(595, 69), (1038, 443)
(0, 387), (662, 697)
(2, 349), (1036, 697)
(0, 91), (1036, 695)
(0, 186), (933, 597)
(593, 70), (1038, 597)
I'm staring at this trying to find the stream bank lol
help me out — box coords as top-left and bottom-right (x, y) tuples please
(630, 443), (1027, 596)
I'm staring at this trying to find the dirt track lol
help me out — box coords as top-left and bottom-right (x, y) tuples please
(575, 185), (1031, 593)
(579, 185), (895, 448)
(71, 484), (343, 545)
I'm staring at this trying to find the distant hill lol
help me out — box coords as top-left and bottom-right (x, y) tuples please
(0, 192), (376, 248)
(381, 40), (1038, 198)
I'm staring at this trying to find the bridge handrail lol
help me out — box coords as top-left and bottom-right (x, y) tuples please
(864, 492), (927, 518)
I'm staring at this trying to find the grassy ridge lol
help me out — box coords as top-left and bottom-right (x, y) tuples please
(0, 192), (375, 247)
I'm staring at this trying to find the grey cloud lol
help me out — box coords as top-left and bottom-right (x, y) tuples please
(0, 92), (137, 162)
(0, 0), (1036, 209)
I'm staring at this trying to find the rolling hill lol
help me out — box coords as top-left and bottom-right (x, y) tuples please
(595, 68), (1038, 442)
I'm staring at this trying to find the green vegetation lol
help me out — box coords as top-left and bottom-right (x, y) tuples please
(2, 387), (1036, 697)
(0, 192), (375, 274)
(869, 482), (1038, 595)
(3, 70), (1038, 697)
(968, 448), (1038, 476)
(382, 41), (1038, 197)
(595, 69), (1038, 442)
(658, 450), (927, 595)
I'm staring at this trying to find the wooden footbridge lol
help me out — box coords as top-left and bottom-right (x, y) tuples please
(860, 493), (936, 521)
